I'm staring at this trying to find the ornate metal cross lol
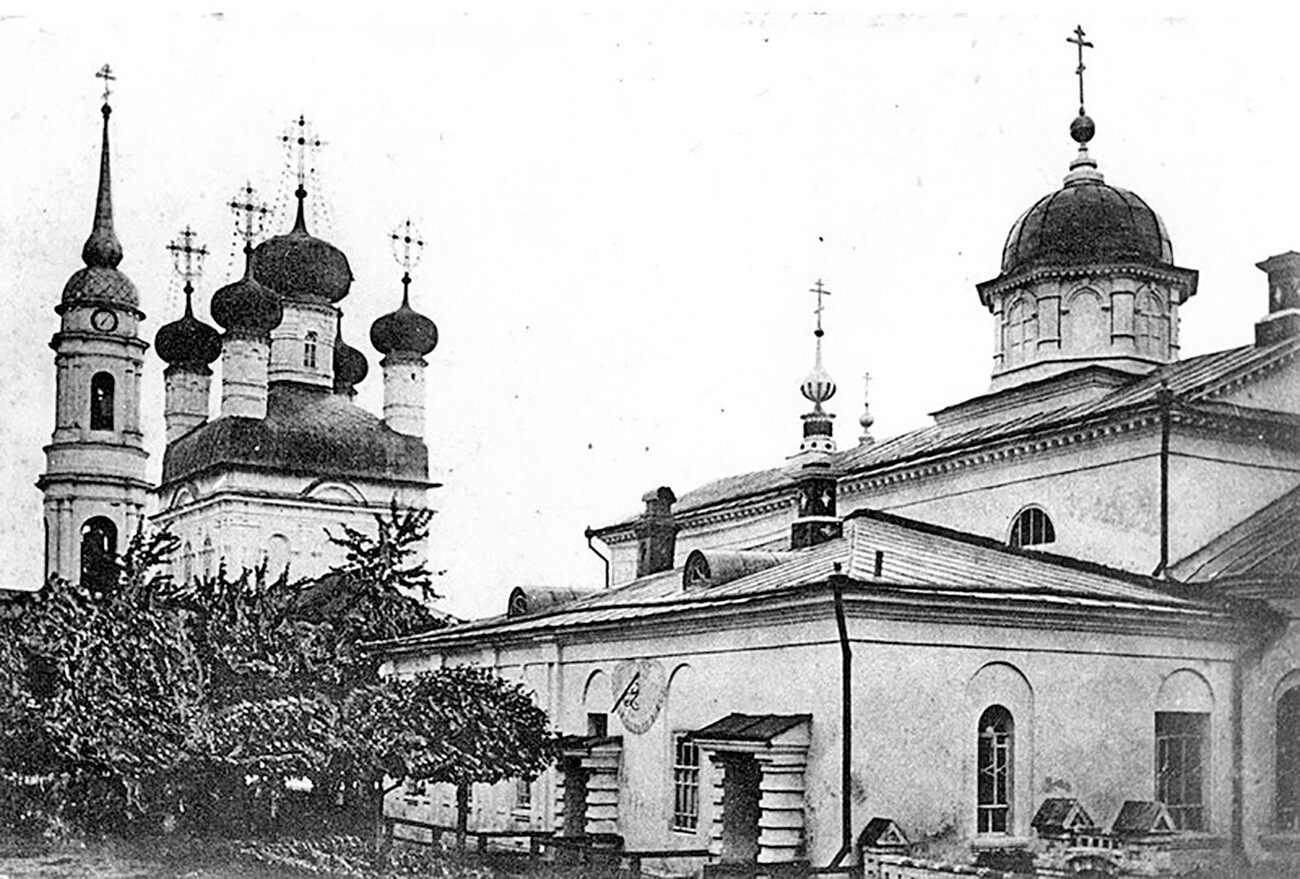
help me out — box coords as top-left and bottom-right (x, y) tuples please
(95, 63), (115, 104)
(810, 278), (832, 336)
(1067, 25), (1094, 113)
(281, 114), (325, 188)
(166, 225), (207, 291)
(390, 218), (426, 274)
(228, 182), (271, 246)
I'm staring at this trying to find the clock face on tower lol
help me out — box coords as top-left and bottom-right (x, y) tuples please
(90, 308), (118, 333)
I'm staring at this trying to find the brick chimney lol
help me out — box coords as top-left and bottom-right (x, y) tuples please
(634, 486), (678, 577)
(1255, 252), (1300, 345)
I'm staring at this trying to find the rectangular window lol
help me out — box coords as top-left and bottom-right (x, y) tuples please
(672, 733), (700, 833)
(587, 713), (608, 738)
(1156, 712), (1207, 831)
(515, 777), (532, 812)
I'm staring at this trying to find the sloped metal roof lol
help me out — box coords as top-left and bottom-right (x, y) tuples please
(687, 713), (810, 743)
(377, 509), (1220, 653)
(599, 338), (1300, 533)
(1170, 484), (1300, 583)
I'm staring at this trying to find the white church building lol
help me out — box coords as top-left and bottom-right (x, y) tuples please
(39, 90), (439, 589)
(375, 33), (1300, 879)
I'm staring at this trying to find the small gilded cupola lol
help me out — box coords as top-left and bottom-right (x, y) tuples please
(212, 184), (284, 419)
(975, 26), (1198, 393)
(156, 226), (222, 442)
(370, 219), (438, 438)
(333, 312), (369, 398)
(790, 279), (842, 550)
(252, 116), (351, 390)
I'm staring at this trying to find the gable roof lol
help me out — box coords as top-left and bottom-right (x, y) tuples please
(375, 508), (1229, 655)
(595, 337), (1300, 535)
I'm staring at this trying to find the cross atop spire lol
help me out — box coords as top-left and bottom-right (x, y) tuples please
(95, 63), (115, 106)
(1067, 25), (1094, 115)
(810, 278), (832, 338)
(166, 226), (207, 296)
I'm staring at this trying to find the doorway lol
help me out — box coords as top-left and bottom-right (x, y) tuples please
(721, 753), (760, 863)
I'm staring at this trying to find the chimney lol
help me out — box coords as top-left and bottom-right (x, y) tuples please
(634, 486), (678, 577)
(1255, 252), (1300, 345)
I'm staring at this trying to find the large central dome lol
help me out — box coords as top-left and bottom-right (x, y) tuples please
(1000, 179), (1173, 276)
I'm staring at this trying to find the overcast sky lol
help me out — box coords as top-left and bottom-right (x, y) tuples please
(2, 8), (1297, 618)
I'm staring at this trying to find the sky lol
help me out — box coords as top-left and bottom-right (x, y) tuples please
(2, 7), (1298, 619)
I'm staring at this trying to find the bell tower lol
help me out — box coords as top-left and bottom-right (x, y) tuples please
(37, 65), (150, 588)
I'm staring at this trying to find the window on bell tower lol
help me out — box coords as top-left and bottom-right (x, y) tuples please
(304, 331), (318, 368)
(90, 372), (114, 430)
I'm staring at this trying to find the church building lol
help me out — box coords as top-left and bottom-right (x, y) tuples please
(39, 77), (439, 588)
(376, 30), (1300, 878)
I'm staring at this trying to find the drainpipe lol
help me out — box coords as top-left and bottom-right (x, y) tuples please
(1155, 383), (1174, 577)
(828, 565), (853, 868)
(584, 527), (610, 589)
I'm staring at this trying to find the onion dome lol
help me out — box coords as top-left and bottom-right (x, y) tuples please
(801, 360), (836, 407)
(999, 112), (1173, 278)
(156, 284), (221, 369)
(252, 186), (353, 304)
(370, 274), (438, 357)
(62, 102), (138, 309)
(211, 246), (283, 336)
(333, 314), (369, 394)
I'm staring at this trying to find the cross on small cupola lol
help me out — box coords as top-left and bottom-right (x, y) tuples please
(1067, 25), (1093, 116)
(390, 217), (426, 295)
(229, 182), (272, 250)
(166, 225), (207, 297)
(1066, 25), (1097, 149)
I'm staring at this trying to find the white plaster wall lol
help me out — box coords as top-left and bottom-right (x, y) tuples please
(389, 608), (1238, 866)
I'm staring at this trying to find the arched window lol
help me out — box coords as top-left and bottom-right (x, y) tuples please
(304, 331), (318, 368)
(80, 516), (117, 591)
(181, 541), (194, 584)
(1278, 688), (1300, 830)
(201, 535), (214, 578)
(1009, 507), (1055, 548)
(90, 372), (115, 430)
(1004, 298), (1036, 367)
(977, 705), (1014, 834)
(1135, 292), (1166, 357)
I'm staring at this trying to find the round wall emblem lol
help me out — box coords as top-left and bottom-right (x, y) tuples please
(611, 658), (667, 734)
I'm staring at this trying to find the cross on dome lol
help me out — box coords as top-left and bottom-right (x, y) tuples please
(281, 115), (325, 191)
(229, 182), (272, 248)
(390, 218), (426, 275)
(1067, 25), (1094, 116)
(166, 225), (207, 293)
(810, 278), (831, 338)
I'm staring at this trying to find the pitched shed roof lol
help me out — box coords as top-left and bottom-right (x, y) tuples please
(1169, 484), (1300, 584)
(687, 713), (811, 743)
(376, 508), (1226, 655)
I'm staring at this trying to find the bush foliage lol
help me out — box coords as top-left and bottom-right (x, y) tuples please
(0, 506), (554, 837)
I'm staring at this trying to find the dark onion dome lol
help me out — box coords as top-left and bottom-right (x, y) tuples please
(370, 276), (438, 356)
(1000, 183), (1173, 276)
(998, 112), (1173, 278)
(333, 316), (369, 392)
(62, 103), (138, 310)
(156, 286), (221, 369)
(211, 247), (284, 336)
(252, 187), (353, 304)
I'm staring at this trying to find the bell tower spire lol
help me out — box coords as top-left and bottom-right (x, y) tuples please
(790, 279), (842, 550)
(39, 65), (150, 589)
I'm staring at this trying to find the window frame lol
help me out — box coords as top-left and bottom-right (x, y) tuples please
(1155, 711), (1208, 831)
(304, 331), (318, 368)
(671, 731), (701, 833)
(1279, 688), (1300, 831)
(976, 705), (1014, 835)
(1008, 506), (1055, 549)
